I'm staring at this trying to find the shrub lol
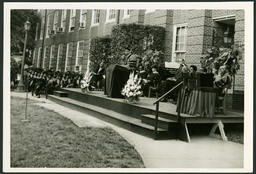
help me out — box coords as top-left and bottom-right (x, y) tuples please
(89, 36), (112, 72)
(11, 57), (20, 82)
(110, 24), (165, 65)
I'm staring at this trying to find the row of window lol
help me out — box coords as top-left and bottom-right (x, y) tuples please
(39, 9), (132, 40)
(35, 23), (188, 69)
(34, 41), (85, 72)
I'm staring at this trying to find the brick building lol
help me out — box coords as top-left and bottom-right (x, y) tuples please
(33, 9), (244, 91)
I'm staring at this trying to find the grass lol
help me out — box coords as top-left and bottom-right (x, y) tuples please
(11, 97), (145, 168)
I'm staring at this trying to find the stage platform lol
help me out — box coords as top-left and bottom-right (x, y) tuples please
(48, 88), (244, 141)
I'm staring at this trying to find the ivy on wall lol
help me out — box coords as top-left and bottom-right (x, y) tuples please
(110, 24), (165, 65)
(89, 24), (166, 72)
(89, 36), (112, 72)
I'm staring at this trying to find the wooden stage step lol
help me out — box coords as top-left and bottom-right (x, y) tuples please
(49, 88), (243, 142)
(53, 91), (68, 97)
(141, 114), (177, 129)
(48, 95), (171, 139)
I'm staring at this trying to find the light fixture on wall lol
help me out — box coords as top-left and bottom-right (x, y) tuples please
(223, 27), (233, 44)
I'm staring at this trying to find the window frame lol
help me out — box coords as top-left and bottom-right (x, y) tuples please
(91, 9), (100, 26)
(75, 40), (84, 66)
(32, 48), (36, 65)
(49, 45), (55, 69)
(69, 9), (76, 32)
(46, 14), (52, 38)
(79, 9), (87, 29)
(56, 44), (63, 71)
(61, 9), (67, 32)
(65, 43), (73, 71)
(172, 23), (188, 62)
(53, 11), (59, 31)
(106, 9), (116, 23)
(37, 47), (42, 68)
(43, 46), (48, 69)
(123, 9), (131, 19)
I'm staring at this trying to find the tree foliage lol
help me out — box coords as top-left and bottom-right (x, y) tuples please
(11, 10), (41, 54)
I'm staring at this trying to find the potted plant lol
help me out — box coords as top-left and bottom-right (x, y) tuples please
(200, 45), (242, 77)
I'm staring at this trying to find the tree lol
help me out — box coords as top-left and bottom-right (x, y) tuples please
(11, 10), (41, 55)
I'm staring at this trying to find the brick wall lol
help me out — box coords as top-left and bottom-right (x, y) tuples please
(34, 9), (244, 91)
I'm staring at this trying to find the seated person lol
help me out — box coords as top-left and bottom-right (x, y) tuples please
(91, 61), (106, 89)
(137, 65), (148, 79)
(142, 66), (161, 96)
(190, 65), (197, 76)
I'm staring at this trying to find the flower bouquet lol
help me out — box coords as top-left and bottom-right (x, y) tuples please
(80, 71), (93, 93)
(121, 72), (142, 103)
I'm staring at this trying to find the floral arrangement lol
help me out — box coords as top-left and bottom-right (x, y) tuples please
(80, 71), (93, 92)
(121, 72), (142, 102)
(200, 45), (242, 76)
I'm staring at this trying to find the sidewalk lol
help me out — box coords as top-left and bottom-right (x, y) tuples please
(11, 92), (244, 168)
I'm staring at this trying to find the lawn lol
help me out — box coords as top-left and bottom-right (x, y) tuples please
(11, 96), (145, 168)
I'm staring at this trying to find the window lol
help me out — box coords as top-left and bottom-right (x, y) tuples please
(106, 9), (116, 22)
(49, 45), (55, 69)
(79, 9), (87, 28)
(92, 9), (100, 25)
(53, 11), (59, 31)
(172, 24), (188, 62)
(40, 13), (45, 40)
(69, 9), (76, 31)
(65, 43), (73, 71)
(43, 46), (49, 69)
(145, 9), (156, 13)
(56, 44), (63, 71)
(46, 14), (52, 38)
(37, 47), (42, 68)
(61, 10), (67, 32)
(75, 41), (84, 66)
(123, 9), (131, 19)
(32, 48), (36, 65)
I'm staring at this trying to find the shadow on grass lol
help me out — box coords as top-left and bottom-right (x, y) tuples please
(11, 97), (145, 168)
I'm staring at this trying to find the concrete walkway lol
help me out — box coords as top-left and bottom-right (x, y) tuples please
(11, 92), (244, 169)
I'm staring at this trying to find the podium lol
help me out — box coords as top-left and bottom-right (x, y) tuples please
(105, 64), (130, 98)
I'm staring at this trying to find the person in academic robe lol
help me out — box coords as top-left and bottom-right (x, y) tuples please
(142, 65), (161, 97)
(91, 61), (106, 89)
(214, 65), (232, 113)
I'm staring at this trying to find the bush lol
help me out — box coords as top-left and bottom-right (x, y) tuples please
(89, 36), (112, 72)
(11, 57), (20, 83)
(110, 24), (165, 65)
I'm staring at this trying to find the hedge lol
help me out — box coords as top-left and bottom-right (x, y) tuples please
(89, 36), (112, 72)
(110, 23), (165, 65)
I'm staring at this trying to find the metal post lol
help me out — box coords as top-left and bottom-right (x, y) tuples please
(154, 102), (159, 138)
(16, 29), (28, 92)
(22, 74), (30, 122)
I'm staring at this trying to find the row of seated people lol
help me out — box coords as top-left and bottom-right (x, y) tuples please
(24, 68), (83, 98)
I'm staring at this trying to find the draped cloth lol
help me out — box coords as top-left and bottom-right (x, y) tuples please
(105, 64), (130, 98)
(176, 87), (217, 118)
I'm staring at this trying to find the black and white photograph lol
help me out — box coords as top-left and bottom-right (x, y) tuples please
(3, 1), (253, 173)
